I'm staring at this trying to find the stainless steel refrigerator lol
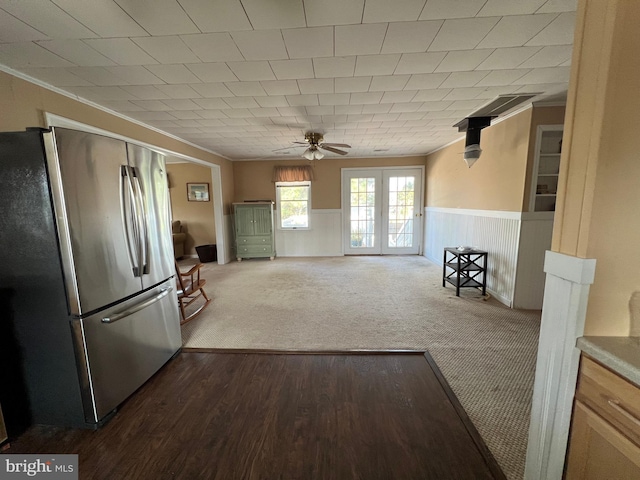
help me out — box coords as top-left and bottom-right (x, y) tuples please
(0, 127), (181, 429)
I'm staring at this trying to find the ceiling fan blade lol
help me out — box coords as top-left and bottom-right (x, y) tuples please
(321, 142), (351, 148)
(320, 145), (348, 155)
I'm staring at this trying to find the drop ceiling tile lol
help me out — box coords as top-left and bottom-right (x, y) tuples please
(162, 99), (202, 110)
(277, 106), (306, 116)
(269, 59), (314, 80)
(419, 0), (485, 20)
(306, 106), (334, 116)
(335, 76), (371, 93)
(412, 88), (451, 101)
(350, 92), (384, 104)
(394, 52), (447, 74)
(476, 47), (541, 70)
(70, 86), (137, 100)
(416, 100), (452, 112)
(198, 109), (229, 118)
(304, 0), (363, 27)
(101, 100), (146, 111)
(440, 71), (489, 88)
(336, 105), (363, 114)
(363, 0), (426, 23)
(537, 0), (577, 14)
(146, 64), (200, 84)
(241, 0), (304, 29)
(297, 78), (334, 94)
(362, 104), (392, 114)
(260, 80), (300, 95)
(22, 67), (92, 86)
(131, 99), (172, 111)
(404, 73), (448, 90)
(389, 103), (421, 113)
(178, 0), (252, 32)
(129, 111), (176, 121)
(477, 14), (556, 49)
(153, 84), (199, 99)
(222, 108), (254, 117)
(0, 42), (75, 68)
(429, 17), (500, 51)
(511, 66), (570, 84)
(189, 82), (234, 97)
(0, 9), (48, 42)
(477, 0), (546, 16)
(397, 112), (425, 120)
(519, 45), (572, 68)
(51, 0), (149, 37)
(442, 87), (486, 100)
(105, 66), (164, 85)
(369, 75), (410, 91)
(172, 118), (203, 125)
(185, 63), (236, 83)
(380, 90), (417, 103)
(121, 85), (170, 99)
(434, 49), (494, 72)
(354, 54), (401, 76)
(347, 114), (374, 122)
(335, 23), (387, 56)
(526, 12), (576, 46)
(256, 96), (289, 107)
(181, 33), (244, 62)
(113, 0), (198, 35)
(221, 118), (250, 126)
(286, 94), (319, 106)
(231, 30), (288, 61)
(381, 21), (443, 54)
(313, 57), (356, 78)
(222, 96), (258, 108)
(133, 36), (200, 64)
(84, 39), (158, 66)
(227, 61), (276, 81)
(475, 85), (520, 98)
(474, 69), (530, 87)
(248, 107), (281, 118)
(193, 98), (228, 109)
(319, 93), (351, 105)
(225, 81), (268, 96)
(282, 26), (333, 59)
(35, 40), (115, 67)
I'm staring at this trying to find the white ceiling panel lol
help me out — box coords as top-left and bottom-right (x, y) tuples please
(51, 0), (149, 37)
(335, 76), (372, 93)
(429, 17), (500, 51)
(313, 57), (356, 78)
(412, 89), (451, 101)
(180, 33), (244, 63)
(380, 90), (417, 103)
(69, 85), (137, 100)
(0, 9), (47, 43)
(286, 94), (319, 106)
(186, 63), (238, 83)
(256, 96), (290, 107)
(133, 36), (200, 64)
(121, 85), (170, 100)
(476, 47), (541, 70)
(223, 97), (259, 108)
(0, 1), (96, 40)
(319, 93), (350, 105)
(394, 52), (447, 74)
(354, 54), (401, 77)
(477, 0), (547, 17)
(269, 59), (314, 80)
(227, 61), (276, 81)
(193, 98), (229, 109)
(381, 21), (442, 54)
(0, 42), (74, 68)
(439, 71), (489, 88)
(369, 75), (410, 91)
(101, 100), (146, 111)
(113, 0), (198, 35)
(363, 0), (426, 23)
(419, 0), (485, 20)
(298, 78), (334, 94)
(537, 0), (577, 14)
(146, 64), (201, 84)
(303, 0), (365, 27)
(105, 66), (165, 85)
(131, 100), (172, 111)
(36, 40), (115, 66)
(178, 0), (252, 32)
(526, 12), (576, 46)
(21, 67), (92, 86)
(162, 99), (202, 110)
(404, 73), (448, 90)
(441, 87), (485, 100)
(155, 84), (201, 98)
(519, 45), (573, 68)
(474, 69), (530, 87)
(226, 81), (268, 96)
(511, 66), (570, 85)
(231, 30), (288, 61)
(477, 14), (556, 49)
(242, 0), (305, 29)
(435, 49), (494, 72)
(335, 23), (387, 56)
(260, 80), (300, 96)
(84, 39), (158, 66)
(282, 27), (333, 59)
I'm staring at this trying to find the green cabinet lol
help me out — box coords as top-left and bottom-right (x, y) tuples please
(233, 202), (275, 261)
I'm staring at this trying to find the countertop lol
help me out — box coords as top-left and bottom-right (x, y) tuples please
(577, 336), (640, 387)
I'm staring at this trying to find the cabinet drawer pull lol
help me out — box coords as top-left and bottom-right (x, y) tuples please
(607, 398), (640, 427)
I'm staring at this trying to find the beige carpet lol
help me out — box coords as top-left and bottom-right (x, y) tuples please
(180, 256), (540, 480)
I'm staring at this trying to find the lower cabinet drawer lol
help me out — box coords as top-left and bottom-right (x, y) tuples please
(237, 244), (273, 255)
(576, 356), (640, 447)
(236, 235), (272, 245)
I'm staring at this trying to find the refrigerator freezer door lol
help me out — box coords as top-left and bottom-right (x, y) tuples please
(126, 143), (175, 289)
(48, 128), (143, 316)
(73, 280), (181, 423)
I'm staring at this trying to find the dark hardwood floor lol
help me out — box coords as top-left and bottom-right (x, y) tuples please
(7, 352), (504, 479)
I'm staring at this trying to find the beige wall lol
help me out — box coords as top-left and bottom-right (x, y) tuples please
(426, 106), (565, 212)
(554, 0), (640, 335)
(233, 156), (427, 210)
(167, 163), (216, 255)
(0, 70), (235, 213)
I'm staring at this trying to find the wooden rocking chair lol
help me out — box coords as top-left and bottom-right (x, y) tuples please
(175, 261), (211, 325)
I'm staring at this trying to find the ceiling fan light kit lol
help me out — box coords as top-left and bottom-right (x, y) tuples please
(276, 132), (351, 160)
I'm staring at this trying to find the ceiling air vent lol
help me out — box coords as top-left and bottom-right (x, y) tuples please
(469, 94), (540, 117)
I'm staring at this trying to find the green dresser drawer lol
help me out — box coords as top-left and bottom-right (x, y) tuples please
(236, 235), (272, 246)
(237, 244), (274, 255)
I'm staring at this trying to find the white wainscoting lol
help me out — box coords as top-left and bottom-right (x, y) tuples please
(275, 209), (343, 257)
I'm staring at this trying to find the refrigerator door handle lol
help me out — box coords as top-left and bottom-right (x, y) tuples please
(101, 286), (173, 324)
(121, 166), (141, 276)
(131, 169), (150, 275)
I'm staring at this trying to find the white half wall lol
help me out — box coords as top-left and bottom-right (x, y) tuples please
(275, 209), (343, 257)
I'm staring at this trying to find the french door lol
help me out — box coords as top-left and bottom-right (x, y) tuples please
(342, 167), (423, 255)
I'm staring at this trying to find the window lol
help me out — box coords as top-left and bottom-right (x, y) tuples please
(276, 181), (311, 229)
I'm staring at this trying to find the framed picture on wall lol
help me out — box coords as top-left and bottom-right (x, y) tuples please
(187, 183), (210, 202)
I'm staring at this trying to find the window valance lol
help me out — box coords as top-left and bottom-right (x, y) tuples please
(272, 165), (315, 182)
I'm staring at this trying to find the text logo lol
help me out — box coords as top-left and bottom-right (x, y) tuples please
(0, 455), (77, 479)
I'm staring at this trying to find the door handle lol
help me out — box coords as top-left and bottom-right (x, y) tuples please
(121, 165), (140, 276)
(102, 287), (173, 324)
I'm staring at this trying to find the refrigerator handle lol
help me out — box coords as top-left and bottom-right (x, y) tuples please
(101, 286), (173, 323)
(131, 169), (150, 275)
(121, 165), (141, 276)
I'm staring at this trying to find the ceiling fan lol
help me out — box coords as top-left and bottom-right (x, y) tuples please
(277, 132), (351, 160)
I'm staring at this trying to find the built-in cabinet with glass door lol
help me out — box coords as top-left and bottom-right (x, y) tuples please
(233, 202), (275, 261)
(530, 125), (564, 212)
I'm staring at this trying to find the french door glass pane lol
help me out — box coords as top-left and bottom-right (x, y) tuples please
(350, 177), (375, 248)
(387, 176), (415, 248)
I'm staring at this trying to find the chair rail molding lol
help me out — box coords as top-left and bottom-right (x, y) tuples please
(524, 250), (596, 480)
